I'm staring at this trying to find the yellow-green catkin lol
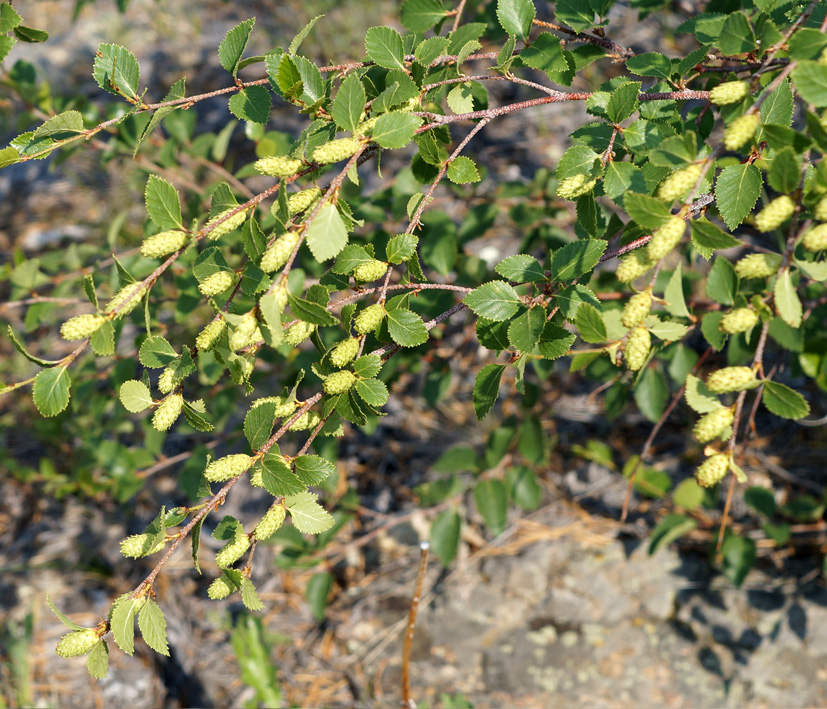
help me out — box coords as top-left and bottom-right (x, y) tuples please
(204, 454), (253, 482)
(157, 366), (178, 394)
(140, 229), (189, 258)
(616, 250), (654, 284)
(254, 155), (303, 178)
(215, 533), (251, 569)
(754, 195), (795, 232)
(105, 284), (147, 317)
(354, 304), (385, 334)
(120, 533), (167, 558)
(60, 313), (105, 341)
(557, 174), (597, 200)
(196, 318), (227, 351)
(329, 338), (360, 367)
(284, 320), (316, 346)
(229, 313), (261, 351)
(207, 575), (236, 600)
(205, 208), (248, 240)
(705, 366), (756, 393)
(814, 195), (827, 222)
(802, 224), (827, 252)
(625, 327), (651, 371)
(719, 308), (759, 334)
(56, 629), (100, 658)
(323, 370), (356, 395)
(353, 259), (388, 283)
(288, 187), (322, 216)
(621, 291), (652, 329)
(734, 253), (783, 279)
(260, 231), (301, 273)
(693, 407), (735, 443)
(251, 396), (298, 418)
(709, 81), (749, 105)
(724, 113), (760, 151)
(312, 137), (362, 165)
(355, 115), (379, 137)
(647, 216), (686, 261)
(152, 393), (183, 431)
(695, 453), (730, 487)
(254, 505), (286, 541)
(657, 163), (702, 202)
(288, 410), (321, 431)
(198, 271), (235, 297)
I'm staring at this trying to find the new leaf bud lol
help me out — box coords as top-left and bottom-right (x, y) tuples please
(353, 304), (385, 334)
(287, 188), (322, 216)
(353, 259), (388, 283)
(56, 629), (100, 658)
(329, 338), (360, 367)
(814, 195), (827, 222)
(801, 224), (827, 252)
(621, 291), (652, 329)
(120, 533), (167, 558)
(260, 231), (301, 273)
(556, 174), (597, 200)
(312, 137), (362, 165)
(723, 113), (760, 151)
(105, 284), (147, 317)
(196, 318), (227, 351)
(207, 575), (236, 600)
(616, 250), (654, 284)
(205, 208), (248, 240)
(284, 320), (317, 346)
(254, 505), (287, 541)
(215, 533), (251, 569)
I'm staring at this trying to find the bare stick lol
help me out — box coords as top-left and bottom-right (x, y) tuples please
(401, 541), (430, 708)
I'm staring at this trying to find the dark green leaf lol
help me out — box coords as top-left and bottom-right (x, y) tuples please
(623, 192), (672, 230)
(690, 218), (742, 259)
(507, 307), (545, 352)
(228, 86), (271, 123)
(626, 52), (672, 80)
(139, 336), (177, 368)
(575, 303), (606, 343)
(555, 0), (595, 33)
(401, 0), (448, 32)
(535, 322), (575, 359)
(634, 367), (668, 423)
(218, 18), (256, 76)
(768, 147), (801, 194)
(721, 534), (756, 587)
(288, 15), (323, 56)
(791, 61), (827, 107)
(716, 12), (755, 55)
(244, 401), (277, 450)
(744, 486), (775, 517)
(606, 81), (640, 124)
(473, 363), (506, 420)
(365, 26), (405, 70)
(386, 308), (428, 347)
(715, 163), (762, 230)
(261, 454), (305, 497)
(144, 175), (183, 231)
(496, 0), (535, 39)
(495, 254), (546, 282)
(294, 455), (335, 486)
(331, 73), (365, 132)
(762, 381), (810, 420)
(551, 240), (606, 281)
(93, 44), (141, 100)
(473, 480), (508, 536)
(706, 257), (738, 306)
(306, 572), (333, 621)
(386, 233), (419, 264)
(430, 509), (461, 565)
(463, 281), (523, 322)
(648, 514), (697, 554)
(33, 367), (71, 417)
(519, 33), (568, 75)
(355, 378), (389, 406)
(287, 293), (337, 326)
(371, 112), (421, 149)
(32, 111), (84, 140)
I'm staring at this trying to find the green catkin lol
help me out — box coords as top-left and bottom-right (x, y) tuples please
(705, 366), (756, 393)
(56, 629), (100, 658)
(556, 174), (597, 200)
(205, 208), (248, 240)
(657, 163), (702, 202)
(724, 113), (760, 151)
(254, 505), (287, 541)
(152, 393), (183, 431)
(734, 253), (783, 279)
(195, 318), (227, 351)
(284, 320), (316, 346)
(353, 304), (385, 334)
(719, 308), (759, 334)
(287, 188), (322, 216)
(323, 370), (356, 395)
(60, 313), (105, 341)
(198, 271), (235, 297)
(616, 250), (655, 284)
(249, 466), (264, 488)
(204, 454), (253, 482)
(621, 291), (652, 328)
(353, 259), (388, 282)
(288, 410), (321, 431)
(709, 81), (749, 105)
(229, 313), (260, 351)
(625, 327), (651, 371)
(215, 533), (251, 569)
(260, 231), (301, 273)
(754, 195), (795, 233)
(801, 224), (827, 252)
(693, 407), (735, 443)
(254, 155), (303, 178)
(329, 338), (360, 367)
(251, 396), (299, 418)
(157, 366), (177, 394)
(814, 195), (827, 222)
(207, 575), (236, 600)
(105, 284), (147, 317)
(120, 533), (167, 558)
(312, 137), (362, 165)
(355, 115), (379, 136)
(695, 453), (730, 487)
(647, 216), (686, 261)
(140, 229), (189, 258)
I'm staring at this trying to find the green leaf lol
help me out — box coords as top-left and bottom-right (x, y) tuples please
(744, 486), (775, 517)
(715, 163), (762, 230)
(415, 36), (450, 65)
(33, 367), (71, 417)
(623, 192), (672, 230)
(261, 455), (305, 497)
(672, 479), (705, 510)
(288, 14), (323, 56)
(294, 455), (335, 486)
(555, 0), (595, 32)
(603, 162), (646, 207)
(554, 284), (601, 320)
(701, 311), (726, 351)
(768, 147), (801, 195)
(430, 509), (461, 565)
(119, 380), (153, 413)
(645, 316), (689, 342)
(137, 598), (169, 656)
(556, 144), (600, 180)
(495, 254), (546, 282)
(551, 240), (606, 281)
(259, 291), (284, 346)
(86, 641), (109, 680)
(496, 0), (535, 40)
(788, 28), (827, 61)
(519, 33), (568, 76)
(386, 233), (418, 264)
(507, 466), (542, 510)
(606, 81), (640, 124)
(473, 363), (506, 420)
(7, 325), (61, 366)
(93, 44), (141, 100)
(144, 175), (183, 231)
(663, 263), (691, 318)
(447, 82), (474, 114)
(371, 112), (421, 149)
(0, 2), (22, 32)
(473, 480), (508, 536)
(684, 373), (720, 414)
(648, 514), (697, 554)
(634, 367), (668, 423)
(355, 378), (389, 407)
(535, 322), (575, 359)
(331, 73), (365, 133)
(0, 146), (20, 169)
(352, 354), (382, 378)
(305, 572), (333, 621)
(219, 18), (256, 76)
(690, 218), (742, 259)
(575, 303), (606, 343)
(791, 61), (827, 107)
(241, 578), (264, 612)
(626, 52), (672, 80)
(287, 293), (337, 326)
(773, 270), (802, 328)
(285, 491), (335, 534)
(110, 596), (142, 655)
(46, 594), (86, 631)
(134, 76), (186, 156)
(386, 308), (428, 347)
(716, 11), (755, 55)
(244, 401), (276, 450)
(463, 281), (523, 322)
(721, 534), (756, 587)
(305, 203), (348, 262)
(706, 256), (738, 306)
(762, 381), (810, 420)
(507, 307), (545, 352)
(401, 0), (448, 32)
(447, 156), (480, 184)
(138, 335), (177, 368)
(228, 86), (271, 123)
(32, 111), (84, 140)
(293, 55), (324, 104)
(365, 26), (405, 70)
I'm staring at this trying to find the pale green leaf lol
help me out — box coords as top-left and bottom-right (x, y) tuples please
(774, 269), (802, 327)
(365, 26), (405, 70)
(463, 281), (523, 321)
(306, 203), (349, 262)
(496, 0), (535, 40)
(684, 373), (721, 414)
(762, 380), (810, 420)
(119, 380), (153, 413)
(138, 598), (169, 656)
(285, 491), (335, 534)
(715, 163), (762, 230)
(371, 112), (421, 149)
(33, 367), (71, 417)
